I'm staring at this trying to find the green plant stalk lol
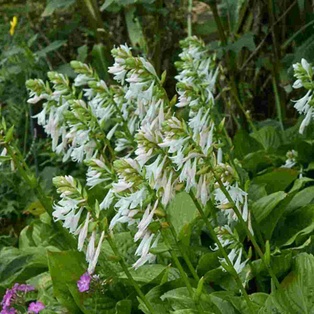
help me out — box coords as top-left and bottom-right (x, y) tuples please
(4, 143), (76, 249)
(168, 223), (200, 282)
(106, 234), (157, 314)
(189, 191), (255, 313)
(272, 75), (284, 131)
(268, 0), (285, 128)
(187, 0), (193, 37)
(161, 229), (205, 313)
(210, 170), (281, 290)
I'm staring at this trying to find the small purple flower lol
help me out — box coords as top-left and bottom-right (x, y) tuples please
(1, 289), (15, 308)
(15, 284), (35, 293)
(28, 301), (45, 313)
(0, 307), (16, 314)
(77, 272), (91, 292)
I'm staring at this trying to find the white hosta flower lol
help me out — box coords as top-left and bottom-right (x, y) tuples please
(293, 90), (312, 115)
(100, 189), (114, 210)
(86, 230), (96, 263)
(134, 201), (158, 242)
(219, 248), (247, 275)
(87, 231), (105, 274)
(112, 180), (133, 192)
(299, 106), (313, 134)
(77, 211), (90, 251)
(133, 232), (159, 269)
(161, 172), (174, 206)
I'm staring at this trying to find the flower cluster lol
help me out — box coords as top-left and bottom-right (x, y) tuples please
(292, 58), (314, 134)
(26, 36), (252, 281)
(1, 283), (44, 314)
(52, 175), (105, 274)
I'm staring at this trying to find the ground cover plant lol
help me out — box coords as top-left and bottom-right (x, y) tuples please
(2, 1), (314, 313)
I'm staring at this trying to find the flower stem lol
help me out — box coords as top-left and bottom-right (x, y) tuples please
(189, 191), (255, 314)
(187, 0), (193, 37)
(211, 168), (281, 290)
(106, 233), (156, 314)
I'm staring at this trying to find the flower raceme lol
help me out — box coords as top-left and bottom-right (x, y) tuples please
(292, 58), (314, 134)
(27, 36), (252, 280)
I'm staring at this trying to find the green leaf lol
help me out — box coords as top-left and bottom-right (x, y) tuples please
(77, 45), (88, 62)
(251, 191), (287, 223)
(124, 5), (148, 53)
(91, 44), (109, 80)
(167, 192), (199, 241)
(261, 253), (314, 313)
(252, 168), (298, 194)
(36, 40), (67, 58)
(197, 251), (221, 276)
(227, 32), (256, 53)
(118, 264), (168, 284)
(115, 300), (132, 314)
(251, 126), (282, 152)
(42, 0), (76, 17)
(100, 0), (115, 11)
(285, 186), (314, 214)
(272, 205), (314, 247)
(47, 250), (86, 313)
(233, 129), (262, 159)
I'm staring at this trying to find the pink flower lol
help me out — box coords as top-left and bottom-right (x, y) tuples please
(77, 272), (91, 292)
(28, 301), (45, 313)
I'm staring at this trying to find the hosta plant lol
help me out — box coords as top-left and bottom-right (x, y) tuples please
(2, 37), (314, 313)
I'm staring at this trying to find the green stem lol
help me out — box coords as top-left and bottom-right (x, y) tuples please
(106, 234), (156, 314)
(4, 143), (76, 249)
(187, 0), (193, 37)
(161, 229), (205, 313)
(189, 191), (255, 314)
(168, 224), (200, 282)
(211, 169), (281, 289)
(272, 75), (284, 131)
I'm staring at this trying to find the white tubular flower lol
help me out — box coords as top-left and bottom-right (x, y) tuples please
(77, 211), (90, 251)
(161, 172), (174, 206)
(86, 230), (96, 263)
(100, 189), (114, 210)
(214, 182), (248, 224)
(133, 233), (159, 270)
(134, 201), (158, 242)
(112, 180), (133, 193)
(219, 248), (247, 275)
(87, 231), (105, 274)
(299, 106), (313, 134)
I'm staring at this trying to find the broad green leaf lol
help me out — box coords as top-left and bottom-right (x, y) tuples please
(251, 126), (282, 152)
(47, 250), (86, 313)
(197, 251), (221, 276)
(0, 246), (49, 287)
(233, 129), (262, 160)
(261, 253), (314, 313)
(285, 186), (314, 214)
(260, 191), (297, 239)
(289, 177), (314, 193)
(77, 45), (88, 62)
(272, 205), (314, 247)
(115, 300), (132, 314)
(251, 191), (286, 223)
(252, 168), (298, 194)
(118, 264), (168, 284)
(167, 192), (199, 240)
(248, 183), (267, 201)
